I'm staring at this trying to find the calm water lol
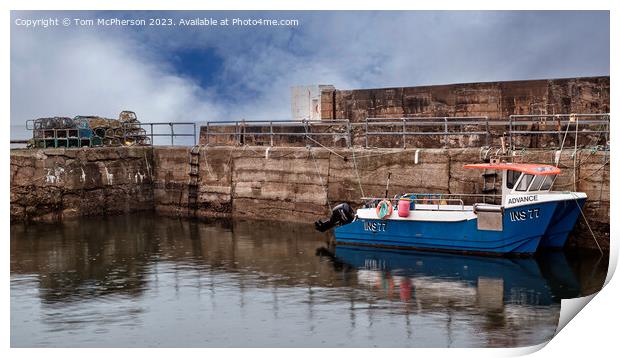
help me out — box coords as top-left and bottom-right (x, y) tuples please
(10, 213), (608, 347)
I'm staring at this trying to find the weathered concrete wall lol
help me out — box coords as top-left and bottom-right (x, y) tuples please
(145, 146), (609, 250)
(10, 147), (154, 221)
(199, 76), (609, 149)
(11, 145), (609, 250)
(317, 76), (610, 148)
(151, 146), (330, 222)
(152, 146), (233, 218)
(324, 76), (610, 121)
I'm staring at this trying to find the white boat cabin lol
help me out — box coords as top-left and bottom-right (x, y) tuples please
(463, 163), (561, 207)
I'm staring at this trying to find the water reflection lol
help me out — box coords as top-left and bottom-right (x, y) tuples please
(10, 213), (608, 347)
(329, 246), (581, 307)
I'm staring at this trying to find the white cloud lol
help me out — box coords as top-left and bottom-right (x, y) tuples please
(11, 29), (223, 126)
(11, 11), (610, 129)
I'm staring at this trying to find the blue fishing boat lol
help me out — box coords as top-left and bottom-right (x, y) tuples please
(315, 162), (586, 255)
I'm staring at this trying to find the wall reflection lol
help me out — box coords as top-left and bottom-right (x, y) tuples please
(10, 213), (609, 347)
(10, 214), (607, 304)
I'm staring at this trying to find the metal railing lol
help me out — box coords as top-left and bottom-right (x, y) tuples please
(508, 114), (610, 150)
(15, 113), (609, 149)
(20, 119), (196, 147)
(363, 193), (501, 206)
(359, 116), (490, 148)
(414, 193), (502, 205)
(201, 114), (610, 149)
(356, 114), (609, 149)
(361, 195), (469, 211)
(139, 122), (197, 146)
(411, 198), (465, 211)
(203, 119), (351, 147)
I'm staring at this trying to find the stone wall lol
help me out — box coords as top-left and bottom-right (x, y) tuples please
(151, 146), (331, 222)
(323, 76), (610, 121)
(10, 145), (609, 250)
(146, 146), (609, 250)
(152, 146), (234, 218)
(198, 77), (609, 149)
(10, 147), (154, 222)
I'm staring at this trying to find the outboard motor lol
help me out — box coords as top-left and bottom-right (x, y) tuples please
(314, 203), (355, 232)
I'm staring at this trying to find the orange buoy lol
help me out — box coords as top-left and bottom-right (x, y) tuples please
(376, 199), (393, 219)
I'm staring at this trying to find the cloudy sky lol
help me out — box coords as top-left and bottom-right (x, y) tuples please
(10, 10), (610, 127)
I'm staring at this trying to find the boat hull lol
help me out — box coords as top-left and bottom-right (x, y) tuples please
(334, 201), (559, 255)
(540, 197), (586, 248)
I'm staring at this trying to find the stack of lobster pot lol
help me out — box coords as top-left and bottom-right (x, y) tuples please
(28, 110), (150, 148)
(118, 111), (149, 146)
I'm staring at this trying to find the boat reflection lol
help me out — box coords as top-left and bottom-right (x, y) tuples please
(328, 245), (583, 308)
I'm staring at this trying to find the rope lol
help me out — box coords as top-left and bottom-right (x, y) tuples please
(579, 145), (607, 166)
(575, 119), (608, 165)
(571, 193), (604, 255)
(225, 144), (237, 168)
(268, 151), (304, 159)
(573, 115), (579, 191)
(555, 118), (572, 165)
(598, 149), (608, 204)
(350, 145), (365, 198)
(552, 158), (609, 187)
(309, 148), (331, 209)
(144, 151), (152, 178)
(304, 135), (346, 159)
(221, 145), (249, 181)
(552, 113), (607, 168)
(201, 146), (214, 179)
(351, 148), (418, 160)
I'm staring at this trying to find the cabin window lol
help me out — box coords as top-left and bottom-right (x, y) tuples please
(515, 174), (534, 191)
(539, 175), (556, 191)
(506, 170), (521, 189)
(529, 175), (546, 191)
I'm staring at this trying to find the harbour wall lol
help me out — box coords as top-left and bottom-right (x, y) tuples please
(10, 145), (609, 251)
(201, 76), (610, 149)
(10, 147), (154, 222)
(321, 76), (610, 121)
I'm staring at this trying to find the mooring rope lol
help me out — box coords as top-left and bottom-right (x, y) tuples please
(199, 146), (217, 180)
(573, 115), (579, 191)
(598, 149), (608, 206)
(309, 148), (332, 210)
(350, 145), (366, 198)
(575, 120), (608, 165)
(351, 148), (418, 160)
(304, 135), (346, 160)
(570, 192), (604, 256)
(552, 158), (609, 187)
(555, 115), (573, 165)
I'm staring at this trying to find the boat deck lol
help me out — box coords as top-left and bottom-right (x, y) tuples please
(357, 205), (478, 222)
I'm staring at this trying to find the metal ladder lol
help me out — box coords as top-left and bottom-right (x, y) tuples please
(188, 145), (201, 213)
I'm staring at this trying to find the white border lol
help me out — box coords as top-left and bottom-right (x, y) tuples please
(3, 1), (616, 357)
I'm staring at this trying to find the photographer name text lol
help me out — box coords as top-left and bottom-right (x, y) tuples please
(14, 17), (300, 28)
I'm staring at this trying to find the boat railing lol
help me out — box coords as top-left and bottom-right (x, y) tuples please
(411, 198), (465, 211)
(361, 193), (502, 210)
(413, 193), (502, 205)
(362, 197), (465, 211)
